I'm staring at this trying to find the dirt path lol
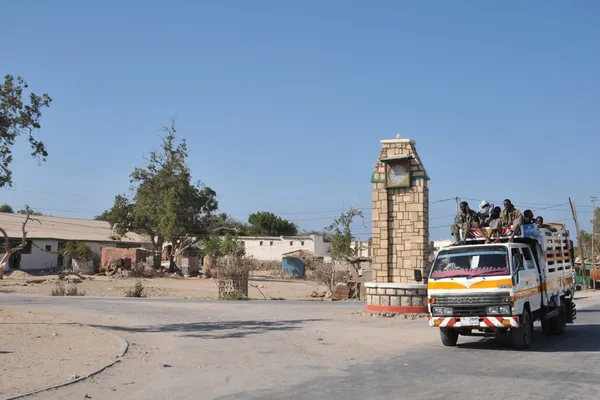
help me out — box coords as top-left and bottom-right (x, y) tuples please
(0, 308), (123, 399)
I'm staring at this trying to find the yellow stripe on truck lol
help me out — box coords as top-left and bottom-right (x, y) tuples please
(514, 286), (540, 299)
(428, 278), (513, 290)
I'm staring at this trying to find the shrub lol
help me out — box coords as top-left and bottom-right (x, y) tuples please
(221, 292), (250, 301)
(125, 279), (146, 298)
(51, 282), (84, 296)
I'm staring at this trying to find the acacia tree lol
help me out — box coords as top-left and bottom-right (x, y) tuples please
(103, 118), (218, 268)
(1, 75), (53, 188)
(247, 211), (298, 236)
(325, 207), (369, 275)
(204, 212), (251, 236)
(0, 75), (52, 278)
(575, 208), (600, 261)
(0, 206), (38, 278)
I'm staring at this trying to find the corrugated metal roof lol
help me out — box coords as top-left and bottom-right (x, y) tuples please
(0, 212), (150, 243)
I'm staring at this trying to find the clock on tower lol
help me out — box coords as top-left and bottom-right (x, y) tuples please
(384, 158), (412, 189)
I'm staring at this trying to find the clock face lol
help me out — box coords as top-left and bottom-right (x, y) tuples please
(388, 163), (408, 184)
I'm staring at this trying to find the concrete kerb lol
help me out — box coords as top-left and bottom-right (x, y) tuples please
(364, 282), (429, 315)
(0, 321), (129, 400)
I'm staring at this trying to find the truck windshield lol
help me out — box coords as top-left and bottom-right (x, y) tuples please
(430, 246), (509, 279)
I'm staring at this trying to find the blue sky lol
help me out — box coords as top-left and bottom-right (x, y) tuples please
(2, 1), (599, 240)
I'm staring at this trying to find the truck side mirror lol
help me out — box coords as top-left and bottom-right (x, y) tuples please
(414, 269), (423, 282)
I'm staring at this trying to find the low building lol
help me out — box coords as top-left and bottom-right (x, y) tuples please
(239, 235), (329, 261)
(433, 239), (453, 253)
(0, 212), (151, 272)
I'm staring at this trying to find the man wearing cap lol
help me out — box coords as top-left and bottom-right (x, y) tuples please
(478, 200), (496, 226)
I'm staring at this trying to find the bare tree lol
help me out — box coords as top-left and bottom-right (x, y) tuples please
(0, 206), (39, 278)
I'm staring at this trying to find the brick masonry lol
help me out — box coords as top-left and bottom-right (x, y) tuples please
(365, 135), (430, 313)
(370, 137), (430, 284)
(364, 282), (428, 313)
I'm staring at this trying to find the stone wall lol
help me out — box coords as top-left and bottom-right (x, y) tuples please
(364, 282), (428, 313)
(370, 137), (430, 283)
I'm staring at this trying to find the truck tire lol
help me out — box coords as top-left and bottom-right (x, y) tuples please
(551, 305), (566, 335)
(541, 318), (554, 336)
(440, 328), (459, 346)
(511, 310), (532, 350)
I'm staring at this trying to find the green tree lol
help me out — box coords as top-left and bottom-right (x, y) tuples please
(102, 118), (218, 264)
(0, 203), (13, 213)
(324, 207), (367, 274)
(576, 208), (600, 261)
(0, 74), (53, 187)
(17, 207), (43, 216)
(247, 211), (298, 236)
(94, 210), (110, 221)
(202, 233), (246, 259)
(204, 212), (251, 236)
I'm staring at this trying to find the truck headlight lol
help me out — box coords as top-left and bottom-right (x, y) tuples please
(487, 305), (511, 315)
(432, 307), (453, 316)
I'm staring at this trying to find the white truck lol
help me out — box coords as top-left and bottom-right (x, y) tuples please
(427, 223), (576, 349)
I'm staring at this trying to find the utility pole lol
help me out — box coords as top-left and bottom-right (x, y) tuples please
(569, 198), (587, 290)
(456, 197), (460, 214)
(592, 196), (597, 290)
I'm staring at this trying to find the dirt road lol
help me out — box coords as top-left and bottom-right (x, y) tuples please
(0, 308), (123, 399)
(3, 292), (600, 400)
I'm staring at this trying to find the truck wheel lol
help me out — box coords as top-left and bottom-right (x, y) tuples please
(440, 328), (459, 346)
(511, 310), (532, 350)
(551, 305), (566, 336)
(541, 318), (554, 336)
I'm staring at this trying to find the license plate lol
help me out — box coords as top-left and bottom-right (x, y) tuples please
(460, 317), (480, 326)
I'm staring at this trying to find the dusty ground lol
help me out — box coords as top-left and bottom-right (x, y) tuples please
(3, 292), (600, 400)
(0, 308), (122, 399)
(0, 270), (326, 300)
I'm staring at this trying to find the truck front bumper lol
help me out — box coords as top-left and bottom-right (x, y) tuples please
(429, 316), (520, 328)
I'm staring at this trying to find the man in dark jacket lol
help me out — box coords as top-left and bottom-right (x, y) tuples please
(451, 201), (480, 245)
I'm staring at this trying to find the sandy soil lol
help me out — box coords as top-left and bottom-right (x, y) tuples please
(0, 308), (122, 398)
(0, 270), (326, 300)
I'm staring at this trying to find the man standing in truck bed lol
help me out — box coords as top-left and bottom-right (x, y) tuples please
(499, 198), (523, 242)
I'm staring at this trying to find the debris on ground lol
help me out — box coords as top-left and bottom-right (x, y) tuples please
(352, 311), (429, 319)
(5, 270), (33, 279)
(331, 283), (350, 301)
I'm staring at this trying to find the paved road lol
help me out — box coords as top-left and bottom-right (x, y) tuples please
(2, 292), (600, 400)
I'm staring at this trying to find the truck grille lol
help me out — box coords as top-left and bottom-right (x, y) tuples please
(451, 306), (487, 317)
(433, 293), (510, 306)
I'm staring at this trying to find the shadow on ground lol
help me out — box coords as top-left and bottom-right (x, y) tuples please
(455, 323), (600, 352)
(90, 319), (324, 339)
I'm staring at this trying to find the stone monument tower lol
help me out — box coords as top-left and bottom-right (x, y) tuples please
(364, 134), (429, 314)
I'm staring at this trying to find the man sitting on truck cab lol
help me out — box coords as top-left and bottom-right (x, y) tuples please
(478, 200), (500, 243)
(523, 209), (534, 224)
(535, 216), (557, 232)
(451, 201), (480, 245)
(498, 199), (523, 242)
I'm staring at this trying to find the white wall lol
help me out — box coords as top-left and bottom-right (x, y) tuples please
(241, 235), (325, 261)
(2, 239), (59, 271)
(2, 239), (140, 272)
(433, 239), (453, 252)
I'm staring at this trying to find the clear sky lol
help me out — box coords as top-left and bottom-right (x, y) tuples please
(2, 0), (599, 240)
